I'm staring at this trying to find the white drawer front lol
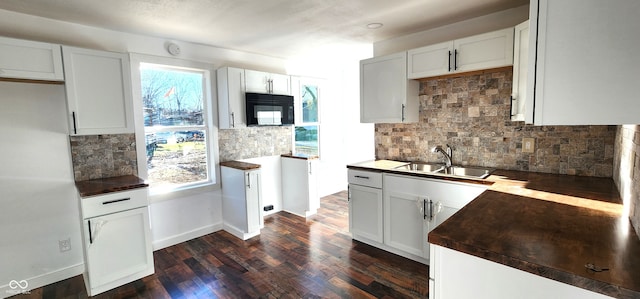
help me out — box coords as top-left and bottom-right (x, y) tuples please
(348, 169), (382, 188)
(81, 188), (148, 219)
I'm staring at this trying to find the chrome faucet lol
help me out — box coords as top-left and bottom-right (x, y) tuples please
(432, 144), (453, 167)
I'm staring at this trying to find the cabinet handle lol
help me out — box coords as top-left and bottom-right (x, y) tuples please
(454, 49), (458, 71)
(102, 198), (130, 205)
(88, 220), (93, 244)
(309, 162), (312, 175)
(347, 185), (350, 201)
(354, 175), (370, 179)
(423, 199), (427, 220)
(247, 173), (251, 188)
(448, 51), (452, 71)
(231, 112), (235, 128)
(401, 104), (406, 122)
(510, 95), (516, 117)
(429, 200), (434, 221)
(72, 111), (77, 134)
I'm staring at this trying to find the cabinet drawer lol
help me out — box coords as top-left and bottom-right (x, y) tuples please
(81, 188), (148, 219)
(348, 169), (382, 188)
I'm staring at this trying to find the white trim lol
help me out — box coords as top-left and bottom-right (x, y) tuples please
(222, 223), (261, 241)
(0, 263), (84, 299)
(152, 222), (223, 250)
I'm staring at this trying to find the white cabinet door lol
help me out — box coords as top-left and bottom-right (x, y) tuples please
(528, 0), (640, 125)
(0, 36), (64, 81)
(408, 41), (454, 79)
(245, 170), (262, 233)
(348, 183), (383, 243)
(281, 157), (320, 217)
(360, 52), (419, 123)
(63, 46), (133, 135)
(270, 73), (291, 95)
(221, 166), (263, 240)
(84, 207), (153, 296)
(217, 67), (245, 129)
(384, 189), (429, 258)
(384, 174), (488, 263)
(453, 28), (514, 73)
(511, 20), (530, 122)
(245, 69), (290, 95)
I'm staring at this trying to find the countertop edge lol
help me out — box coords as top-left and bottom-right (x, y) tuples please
(346, 162), (494, 186)
(428, 234), (629, 299)
(220, 160), (261, 170)
(75, 175), (148, 197)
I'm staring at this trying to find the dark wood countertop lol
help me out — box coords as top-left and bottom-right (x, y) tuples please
(220, 160), (261, 171)
(281, 153), (319, 160)
(75, 175), (148, 197)
(429, 170), (640, 299)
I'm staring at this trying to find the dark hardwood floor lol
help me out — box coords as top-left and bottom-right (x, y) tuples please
(16, 191), (429, 298)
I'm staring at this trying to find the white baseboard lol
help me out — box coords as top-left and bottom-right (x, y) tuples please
(152, 222), (223, 251)
(0, 263), (84, 299)
(222, 223), (260, 240)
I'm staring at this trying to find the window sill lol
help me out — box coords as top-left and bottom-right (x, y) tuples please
(148, 182), (220, 204)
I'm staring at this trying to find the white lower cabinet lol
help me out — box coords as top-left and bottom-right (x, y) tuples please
(382, 174), (487, 264)
(221, 165), (263, 240)
(429, 245), (614, 299)
(79, 188), (153, 296)
(281, 156), (319, 217)
(348, 169), (384, 243)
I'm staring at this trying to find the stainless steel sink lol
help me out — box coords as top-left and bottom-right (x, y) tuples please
(435, 166), (493, 179)
(394, 162), (444, 172)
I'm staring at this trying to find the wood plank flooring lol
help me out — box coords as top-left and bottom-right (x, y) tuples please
(15, 191), (429, 298)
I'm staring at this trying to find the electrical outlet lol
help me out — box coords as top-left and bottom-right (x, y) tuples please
(59, 238), (71, 252)
(522, 138), (535, 153)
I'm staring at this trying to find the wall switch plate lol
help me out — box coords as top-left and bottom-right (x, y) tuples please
(59, 238), (71, 252)
(522, 138), (535, 153)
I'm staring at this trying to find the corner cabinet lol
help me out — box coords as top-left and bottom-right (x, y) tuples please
(527, 0), (640, 125)
(217, 67), (246, 129)
(245, 69), (290, 95)
(281, 156), (320, 217)
(0, 36), (64, 81)
(221, 163), (263, 240)
(62, 46), (134, 135)
(360, 52), (419, 123)
(383, 174), (487, 263)
(408, 28), (514, 79)
(348, 169), (384, 243)
(79, 188), (153, 296)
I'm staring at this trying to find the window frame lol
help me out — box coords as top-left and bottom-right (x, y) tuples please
(130, 54), (220, 198)
(292, 77), (322, 157)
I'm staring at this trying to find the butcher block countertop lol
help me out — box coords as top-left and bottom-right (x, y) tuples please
(347, 160), (640, 298)
(220, 160), (261, 171)
(75, 175), (148, 197)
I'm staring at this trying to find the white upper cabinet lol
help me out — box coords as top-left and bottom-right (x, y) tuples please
(511, 20), (530, 122)
(0, 36), (64, 81)
(217, 67), (246, 129)
(63, 46), (134, 135)
(360, 52), (419, 123)
(528, 0), (640, 125)
(408, 28), (514, 79)
(245, 69), (290, 95)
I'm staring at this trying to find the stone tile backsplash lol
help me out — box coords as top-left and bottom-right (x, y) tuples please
(69, 134), (138, 181)
(218, 126), (292, 162)
(375, 69), (615, 177)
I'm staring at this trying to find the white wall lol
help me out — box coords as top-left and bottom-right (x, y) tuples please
(373, 5), (529, 56)
(0, 82), (83, 296)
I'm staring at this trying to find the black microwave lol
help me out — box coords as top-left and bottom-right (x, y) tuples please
(245, 92), (295, 126)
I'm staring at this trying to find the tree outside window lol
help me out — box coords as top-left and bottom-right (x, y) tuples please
(140, 64), (210, 191)
(295, 82), (320, 156)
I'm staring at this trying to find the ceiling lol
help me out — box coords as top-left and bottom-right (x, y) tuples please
(0, 0), (528, 59)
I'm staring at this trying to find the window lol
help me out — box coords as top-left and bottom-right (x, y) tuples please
(133, 60), (216, 194)
(294, 81), (320, 156)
